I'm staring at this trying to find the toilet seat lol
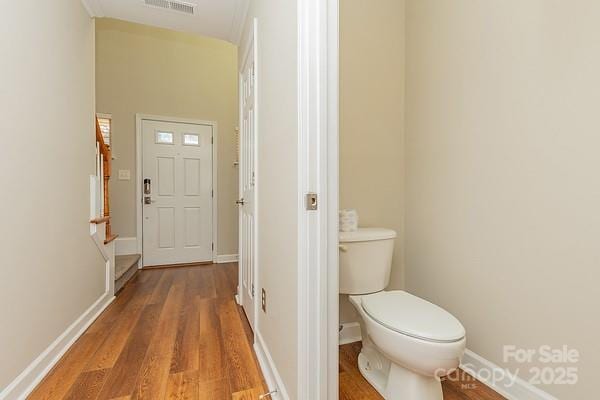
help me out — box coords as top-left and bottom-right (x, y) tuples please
(361, 291), (465, 343)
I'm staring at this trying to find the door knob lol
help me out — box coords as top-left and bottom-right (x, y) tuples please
(236, 198), (245, 206)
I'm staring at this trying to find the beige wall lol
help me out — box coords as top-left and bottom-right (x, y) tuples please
(240, 1), (299, 397)
(95, 18), (239, 255)
(0, 0), (105, 390)
(406, 1), (600, 397)
(339, 0), (405, 323)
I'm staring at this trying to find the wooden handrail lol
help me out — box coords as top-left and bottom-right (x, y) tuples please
(96, 118), (112, 239)
(96, 118), (111, 175)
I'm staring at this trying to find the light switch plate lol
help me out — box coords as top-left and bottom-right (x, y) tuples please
(118, 169), (131, 181)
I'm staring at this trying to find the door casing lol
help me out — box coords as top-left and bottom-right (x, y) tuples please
(135, 114), (218, 266)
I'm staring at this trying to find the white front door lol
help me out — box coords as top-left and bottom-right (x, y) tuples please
(142, 119), (213, 267)
(239, 34), (257, 329)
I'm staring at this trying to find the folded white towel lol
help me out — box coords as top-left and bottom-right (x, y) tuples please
(339, 209), (359, 232)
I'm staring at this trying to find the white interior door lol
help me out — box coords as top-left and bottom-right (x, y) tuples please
(239, 36), (257, 329)
(142, 119), (213, 267)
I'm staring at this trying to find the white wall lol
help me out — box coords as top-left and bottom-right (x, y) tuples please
(0, 0), (105, 391)
(240, 1), (299, 398)
(405, 1), (600, 397)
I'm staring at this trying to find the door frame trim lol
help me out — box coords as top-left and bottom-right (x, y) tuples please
(297, 0), (339, 398)
(135, 113), (219, 266)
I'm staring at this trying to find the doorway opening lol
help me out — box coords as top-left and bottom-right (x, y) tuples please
(135, 115), (219, 268)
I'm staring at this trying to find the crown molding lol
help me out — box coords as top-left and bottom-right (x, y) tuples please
(81, 0), (104, 17)
(228, 0), (250, 45)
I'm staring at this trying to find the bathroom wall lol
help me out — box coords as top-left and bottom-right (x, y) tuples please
(405, 1), (600, 397)
(339, 0), (405, 323)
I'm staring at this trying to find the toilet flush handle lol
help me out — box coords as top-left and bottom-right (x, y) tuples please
(339, 244), (348, 252)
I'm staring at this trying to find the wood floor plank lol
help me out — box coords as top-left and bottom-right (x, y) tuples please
(231, 386), (266, 400)
(63, 369), (109, 400)
(86, 271), (161, 336)
(165, 370), (199, 400)
(83, 272), (163, 371)
(170, 274), (202, 374)
(197, 378), (230, 400)
(186, 266), (216, 299)
(197, 298), (226, 383)
(217, 299), (263, 393)
(28, 333), (104, 400)
(148, 270), (175, 306)
(213, 267), (235, 299)
(339, 371), (375, 400)
(131, 277), (185, 400)
(96, 303), (163, 400)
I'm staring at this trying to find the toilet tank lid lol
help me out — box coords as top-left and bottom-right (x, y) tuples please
(361, 291), (466, 343)
(339, 228), (397, 243)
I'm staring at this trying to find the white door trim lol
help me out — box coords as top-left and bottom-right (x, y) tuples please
(297, 0), (339, 399)
(135, 114), (219, 265)
(326, 1), (340, 399)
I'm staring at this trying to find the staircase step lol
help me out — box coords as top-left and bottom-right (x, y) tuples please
(115, 254), (140, 293)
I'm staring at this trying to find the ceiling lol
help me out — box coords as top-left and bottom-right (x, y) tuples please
(82, 0), (249, 44)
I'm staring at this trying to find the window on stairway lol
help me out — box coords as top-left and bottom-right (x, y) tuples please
(97, 113), (112, 147)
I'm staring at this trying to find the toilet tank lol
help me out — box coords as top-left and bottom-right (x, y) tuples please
(339, 228), (397, 295)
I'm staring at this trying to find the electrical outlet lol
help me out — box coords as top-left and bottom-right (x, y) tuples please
(261, 288), (267, 312)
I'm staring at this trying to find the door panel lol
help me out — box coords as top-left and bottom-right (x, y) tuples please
(142, 119), (213, 266)
(239, 37), (257, 330)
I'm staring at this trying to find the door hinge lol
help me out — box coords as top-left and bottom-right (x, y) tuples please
(211, 189), (214, 198)
(305, 193), (318, 211)
(252, 284), (255, 297)
(212, 243), (214, 251)
(211, 136), (214, 145)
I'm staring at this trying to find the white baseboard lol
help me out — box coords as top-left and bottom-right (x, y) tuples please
(461, 349), (558, 400)
(254, 332), (290, 400)
(0, 293), (115, 400)
(339, 322), (362, 345)
(115, 237), (138, 256)
(215, 254), (239, 264)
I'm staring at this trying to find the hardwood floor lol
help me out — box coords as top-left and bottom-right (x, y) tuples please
(339, 342), (507, 400)
(27, 262), (507, 400)
(28, 263), (265, 400)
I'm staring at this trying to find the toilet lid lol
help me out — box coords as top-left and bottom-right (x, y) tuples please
(361, 291), (466, 343)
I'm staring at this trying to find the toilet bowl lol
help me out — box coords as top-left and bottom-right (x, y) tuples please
(340, 228), (466, 400)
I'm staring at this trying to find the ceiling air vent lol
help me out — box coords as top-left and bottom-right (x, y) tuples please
(144, 0), (195, 15)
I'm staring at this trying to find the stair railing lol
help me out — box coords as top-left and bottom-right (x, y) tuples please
(95, 117), (114, 241)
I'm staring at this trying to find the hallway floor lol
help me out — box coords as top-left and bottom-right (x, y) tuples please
(339, 342), (506, 400)
(28, 263), (266, 400)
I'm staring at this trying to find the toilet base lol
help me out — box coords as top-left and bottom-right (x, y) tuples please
(357, 344), (443, 400)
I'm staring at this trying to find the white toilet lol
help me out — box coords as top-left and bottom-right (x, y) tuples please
(340, 228), (466, 400)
